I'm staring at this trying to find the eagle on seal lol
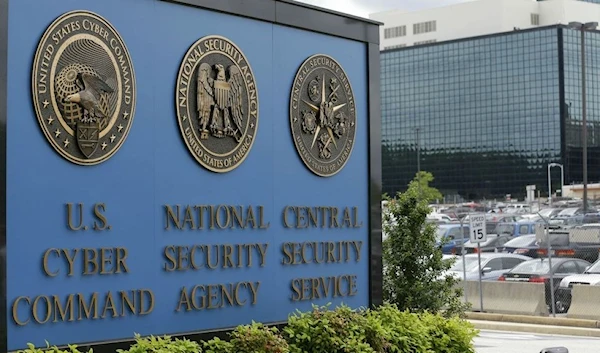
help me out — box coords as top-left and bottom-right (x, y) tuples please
(197, 63), (244, 142)
(64, 72), (113, 123)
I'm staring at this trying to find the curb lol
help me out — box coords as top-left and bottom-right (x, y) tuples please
(470, 320), (600, 338)
(466, 312), (600, 328)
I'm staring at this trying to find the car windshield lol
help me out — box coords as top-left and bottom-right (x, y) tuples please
(495, 224), (514, 235)
(585, 261), (600, 274)
(538, 208), (555, 218)
(449, 257), (480, 272)
(436, 228), (450, 240)
(504, 235), (536, 247)
(486, 223), (498, 233)
(510, 260), (550, 274)
(558, 208), (578, 217)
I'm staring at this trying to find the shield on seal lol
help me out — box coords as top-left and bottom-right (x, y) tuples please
(214, 80), (231, 109)
(76, 120), (100, 158)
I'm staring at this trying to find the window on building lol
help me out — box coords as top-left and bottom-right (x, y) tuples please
(384, 25), (407, 39)
(413, 21), (437, 35)
(531, 13), (540, 26)
(414, 39), (437, 46)
(384, 44), (407, 50)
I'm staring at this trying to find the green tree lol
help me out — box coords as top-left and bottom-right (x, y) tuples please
(413, 171), (443, 203)
(382, 171), (468, 317)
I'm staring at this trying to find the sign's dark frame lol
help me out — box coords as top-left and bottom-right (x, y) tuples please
(0, 0), (381, 351)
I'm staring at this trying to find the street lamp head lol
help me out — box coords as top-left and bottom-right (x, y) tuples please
(569, 21), (598, 30)
(569, 21), (583, 29)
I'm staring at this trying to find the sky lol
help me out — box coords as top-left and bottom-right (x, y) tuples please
(296, 0), (472, 18)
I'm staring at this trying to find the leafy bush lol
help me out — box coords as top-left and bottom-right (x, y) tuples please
(420, 312), (478, 353)
(202, 337), (232, 353)
(368, 304), (431, 353)
(116, 334), (200, 353)
(203, 322), (288, 353)
(284, 304), (373, 353)
(228, 322), (289, 353)
(17, 342), (92, 353)
(17, 305), (477, 353)
(361, 309), (388, 352)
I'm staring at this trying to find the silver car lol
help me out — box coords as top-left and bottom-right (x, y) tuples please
(447, 253), (532, 281)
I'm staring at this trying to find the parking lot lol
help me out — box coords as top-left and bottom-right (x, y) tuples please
(428, 201), (600, 318)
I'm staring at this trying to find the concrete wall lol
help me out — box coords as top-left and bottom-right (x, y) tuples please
(567, 285), (600, 320)
(463, 281), (549, 316)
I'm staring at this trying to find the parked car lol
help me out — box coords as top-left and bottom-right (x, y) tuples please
(446, 253), (531, 281)
(427, 219), (452, 226)
(538, 208), (563, 219)
(428, 212), (455, 222)
(485, 214), (520, 223)
(499, 258), (591, 313)
(436, 224), (469, 254)
(556, 258), (600, 313)
(486, 221), (501, 234)
(463, 234), (513, 254)
(581, 212), (600, 223)
(520, 208), (562, 221)
(442, 254), (457, 261)
(536, 228), (600, 263)
(493, 221), (537, 237)
(552, 207), (598, 225)
(498, 234), (539, 257)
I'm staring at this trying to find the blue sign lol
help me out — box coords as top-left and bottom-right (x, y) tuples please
(2, 0), (377, 350)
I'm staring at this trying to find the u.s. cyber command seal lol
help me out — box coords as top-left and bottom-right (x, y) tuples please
(176, 35), (258, 173)
(290, 54), (356, 177)
(32, 10), (136, 165)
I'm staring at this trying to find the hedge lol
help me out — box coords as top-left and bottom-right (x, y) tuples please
(18, 303), (478, 353)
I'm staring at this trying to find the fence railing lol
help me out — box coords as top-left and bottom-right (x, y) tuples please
(457, 226), (600, 318)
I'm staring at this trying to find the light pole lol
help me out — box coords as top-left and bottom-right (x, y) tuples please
(569, 21), (598, 212)
(548, 163), (564, 207)
(416, 127), (421, 174)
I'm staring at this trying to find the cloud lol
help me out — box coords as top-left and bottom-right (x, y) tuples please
(296, 0), (473, 17)
(297, 0), (373, 17)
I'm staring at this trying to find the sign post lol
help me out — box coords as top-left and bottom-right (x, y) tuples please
(469, 213), (487, 312)
(460, 216), (467, 303)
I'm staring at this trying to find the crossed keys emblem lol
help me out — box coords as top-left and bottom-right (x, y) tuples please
(302, 74), (346, 160)
(318, 133), (332, 159)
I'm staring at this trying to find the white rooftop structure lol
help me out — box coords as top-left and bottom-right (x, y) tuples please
(370, 0), (600, 50)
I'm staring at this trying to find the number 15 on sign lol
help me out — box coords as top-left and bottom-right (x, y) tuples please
(469, 213), (487, 243)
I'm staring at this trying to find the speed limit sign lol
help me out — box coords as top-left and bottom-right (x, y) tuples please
(469, 213), (487, 243)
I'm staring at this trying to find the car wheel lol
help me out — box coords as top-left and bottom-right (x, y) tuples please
(555, 300), (568, 313)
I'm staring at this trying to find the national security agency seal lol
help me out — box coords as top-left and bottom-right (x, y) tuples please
(290, 54), (356, 177)
(176, 35), (259, 173)
(32, 11), (136, 165)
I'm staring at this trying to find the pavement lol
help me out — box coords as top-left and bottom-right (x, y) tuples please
(475, 329), (600, 353)
(466, 312), (600, 337)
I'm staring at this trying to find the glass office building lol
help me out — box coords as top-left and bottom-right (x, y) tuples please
(381, 25), (600, 200)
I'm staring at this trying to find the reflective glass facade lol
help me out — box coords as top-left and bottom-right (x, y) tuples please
(564, 29), (600, 189)
(382, 26), (600, 200)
